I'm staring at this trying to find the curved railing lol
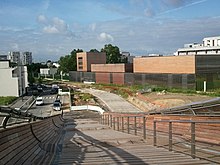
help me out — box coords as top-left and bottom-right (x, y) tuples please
(101, 113), (220, 164)
(0, 106), (61, 129)
(148, 97), (220, 116)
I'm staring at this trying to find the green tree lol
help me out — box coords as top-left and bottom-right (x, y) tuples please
(27, 63), (47, 84)
(58, 49), (83, 73)
(89, 49), (99, 53)
(101, 44), (122, 63)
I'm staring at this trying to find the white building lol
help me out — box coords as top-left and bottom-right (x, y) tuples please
(40, 68), (58, 79)
(22, 52), (32, 65)
(121, 52), (135, 63)
(176, 36), (220, 55)
(0, 60), (28, 97)
(8, 52), (20, 63)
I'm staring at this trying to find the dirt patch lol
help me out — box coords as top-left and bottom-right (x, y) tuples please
(143, 92), (214, 108)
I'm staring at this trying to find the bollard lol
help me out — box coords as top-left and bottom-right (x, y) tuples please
(169, 122), (172, 151)
(143, 117), (146, 140)
(191, 122), (196, 159)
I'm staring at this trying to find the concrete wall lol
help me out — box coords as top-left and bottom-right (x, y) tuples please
(0, 61), (28, 97)
(91, 63), (133, 73)
(134, 55), (195, 74)
(0, 68), (19, 96)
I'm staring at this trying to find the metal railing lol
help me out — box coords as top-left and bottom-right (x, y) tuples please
(149, 97), (220, 116)
(101, 113), (220, 164)
(0, 106), (56, 129)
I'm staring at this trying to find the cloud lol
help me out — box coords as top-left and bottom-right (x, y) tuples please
(11, 43), (19, 51)
(43, 26), (59, 33)
(37, 15), (48, 24)
(42, 0), (50, 11)
(144, 7), (155, 17)
(37, 15), (70, 34)
(89, 23), (96, 31)
(98, 32), (114, 42)
(162, 0), (185, 7)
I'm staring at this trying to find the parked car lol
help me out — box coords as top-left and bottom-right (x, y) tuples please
(54, 98), (62, 105)
(53, 102), (61, 111)
(50, 88), (58, 94)
(36, 97), (44, 106)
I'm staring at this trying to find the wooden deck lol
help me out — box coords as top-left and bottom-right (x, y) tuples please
(55, 116), (212, 165)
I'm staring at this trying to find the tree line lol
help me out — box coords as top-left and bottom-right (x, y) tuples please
(27, 44), (127, 83)
(58, 44), (128, 74)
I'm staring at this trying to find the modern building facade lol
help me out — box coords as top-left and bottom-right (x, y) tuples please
(0, 55), (8, 61)
(0, 60), (28, 97)
(22, 52), (32, 65)
(76, 52), (106, 72)
(134, 56), (195, 74)
(176, 36), (220, 55)
(8, 52), (20, 63)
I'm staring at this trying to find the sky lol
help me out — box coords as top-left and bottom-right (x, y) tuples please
(0, 0), (220, 62)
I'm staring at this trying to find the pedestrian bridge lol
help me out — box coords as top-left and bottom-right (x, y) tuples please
(0, 108), (219, 164)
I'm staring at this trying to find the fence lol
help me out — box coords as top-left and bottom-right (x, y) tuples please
(101, 113), (220, 164)
(69, 71), (196, 89)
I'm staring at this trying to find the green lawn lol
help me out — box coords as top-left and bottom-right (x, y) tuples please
(0, 96), (17, 106)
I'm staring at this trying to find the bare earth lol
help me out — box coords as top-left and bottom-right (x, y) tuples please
(144, 92), (214, 108)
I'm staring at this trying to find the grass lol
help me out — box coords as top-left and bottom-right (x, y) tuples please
(0, 96), (17, 106)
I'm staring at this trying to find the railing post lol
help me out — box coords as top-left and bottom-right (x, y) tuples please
(134, 116), (137, 135)
(122, 117), (124, 132)
(169, 122), (173, 151)
(153, 121), (157, 146)
(110, 115), (112, 128)
(127, 116), (130, 134)
(191, 122), (196, 159)
(108, 114), (110, 126)
(117, 117), (120, 131)
(143, 117), (146, 140)
(113, 117), (115, 130)
(105, 114), (107, 125)
(102, 114), (104, 124)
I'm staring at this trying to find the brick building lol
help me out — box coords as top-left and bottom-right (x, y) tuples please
(134, 56), (195, 74)
(77, 52), (106, 72)
(71, 51), (220, 90)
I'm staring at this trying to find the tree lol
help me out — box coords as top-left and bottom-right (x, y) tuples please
(58, 49), (83, 73)
(101, 44), (122, 64)
(89, 49), (99, 53)
(27, 63), (47, 84)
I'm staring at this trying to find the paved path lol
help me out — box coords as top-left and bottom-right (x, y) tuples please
(10, 96), (33, 111)
(56, 113), (211, 165)
(84, 89), (142, 113)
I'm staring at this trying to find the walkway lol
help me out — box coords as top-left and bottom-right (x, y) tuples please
(56, 112), (210, 165)
(83, 88), (142, 113)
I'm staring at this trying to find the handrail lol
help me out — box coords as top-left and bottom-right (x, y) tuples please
(151, 97), (220, 116)
(0, 106), (61, 129)
(153, 119), (220, 160)
(101, 113), (220, 164)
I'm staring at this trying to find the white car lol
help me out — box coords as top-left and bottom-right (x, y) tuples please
(36, 97), (44, 106)
(53, 102), (61, 111)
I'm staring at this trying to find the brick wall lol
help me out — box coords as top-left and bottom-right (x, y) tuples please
(96, 72), (110, 84)
(91, 63), (133, 73)
(134, 55), (195, 74)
